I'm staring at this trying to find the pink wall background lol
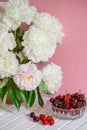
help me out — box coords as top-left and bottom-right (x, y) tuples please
(0, 0), (87, 96)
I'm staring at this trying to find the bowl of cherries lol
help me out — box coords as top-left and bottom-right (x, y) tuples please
(48, 92), (87, 119)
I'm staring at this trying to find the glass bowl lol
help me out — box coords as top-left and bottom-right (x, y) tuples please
(47, 99), (87, 120)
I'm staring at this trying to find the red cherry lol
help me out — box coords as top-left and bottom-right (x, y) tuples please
(66, 93), (72, 100)
(63, 103), (69, 109)
(40, 114), (46, 121)
(53, 101), (58, 107)
(30, 112), (35, 118)
(46, 116), (52, 122)
(57, 95), (64, 100)
(50, 98), (55, 103)
(74, 92), (80, 97)
(69, 106), (74, 111)
(33, 116), (39, 122)
(42, 120), (48, 125)
(49, 118), (55, 125)
(39, 114), (46, 121)
(65, 97), (70, 104)
(78, 95), (84, 102)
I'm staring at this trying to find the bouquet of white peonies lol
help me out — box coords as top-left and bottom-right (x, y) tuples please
(0, 0), (64, 110)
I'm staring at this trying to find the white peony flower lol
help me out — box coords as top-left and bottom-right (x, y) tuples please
(0, 0), (37, 30)
(41, 63), (63, 94)
(34, 12), (64, 43)
(0, 52), (19, 79)
(13, 63), (42, 91)
(0, 21), (9, 31)
(0, 24), (16, 55)
(22, 26), (56, 63)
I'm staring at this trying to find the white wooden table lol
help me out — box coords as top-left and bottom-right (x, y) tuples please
(0, 98), (87, 130)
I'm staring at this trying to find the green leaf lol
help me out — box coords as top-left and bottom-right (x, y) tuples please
(13, 27), (20, 40)
(20, 57), (31, 64)
(0, 78), (9, 89)
(12, 28), (24, 53)
(37, 87), (44, 107)
(0, 86), (7, 100)
(39, 80), (52, 95)
(23, 91), (29, 99)
(28, 91), (36, 107)
(16, 28), (20, 37)
(18, 31), (24, 38)
(16, 55), (21, 64)
(2, 91), (8, 105)
(12, 37), (24, 53)
(9, 82), (20, 110)
(17, 89), (27, 105)
(0, 86), (5, 95)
